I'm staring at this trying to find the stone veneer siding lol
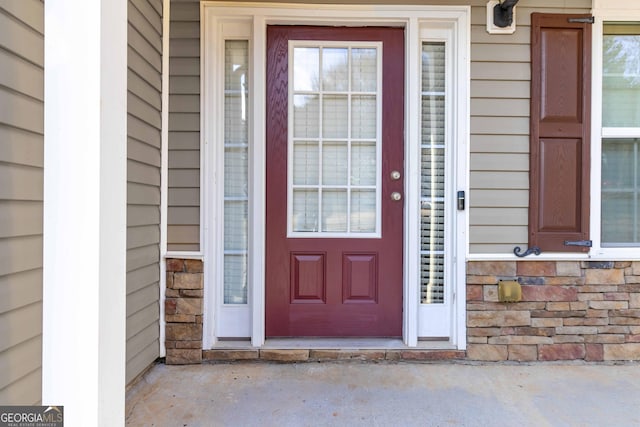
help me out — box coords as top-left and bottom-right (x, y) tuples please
(165, 259), (204, 364)
(467, 261), (640, 362)
(164, 258), (640, 363)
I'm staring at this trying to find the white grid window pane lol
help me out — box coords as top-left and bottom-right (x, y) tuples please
(352, 48), (377, 92)
(224, 40), (249, 304)
(421, 148), (445, 199)
(225, 147), (247, 197)
(420, 41), (446, 305)
(422, 43), (445, 92)
(421, 201), (445, 252)
(602, 24), (640, 127)
(293, 47), (319, 91)
(293, 95), (319, 138)
(322, 95), (348, 138)
(351, 142), (376, 186)
(224, 201), (248, 251)
(224, 254), (247, 304)
(422, 96), (445, 145)
(293, 189), (319, 232)
(322, 142), (348, 185)
(293, 142), (319, 185)
(322, 48), (348, 92)
(322, 190), (348, 232)
(351, 190), (376, 232)
(421, 254), (444, 304)
(351, 95), (376, 139)
(601, 138), (640, 244)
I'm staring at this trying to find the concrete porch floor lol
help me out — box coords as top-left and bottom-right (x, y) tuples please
(126, 361), (640, 426)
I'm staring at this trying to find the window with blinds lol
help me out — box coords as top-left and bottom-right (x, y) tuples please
(223, 40), (249, 304)
(288, 43), (381, 237)
(420, 42), (446, 304)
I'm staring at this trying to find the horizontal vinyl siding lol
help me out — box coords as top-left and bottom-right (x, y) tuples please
(168, 0), (200, 251)
(0, 0), (43, 405)
(126, 0), (162, 385)
(469, 0), (592, 253)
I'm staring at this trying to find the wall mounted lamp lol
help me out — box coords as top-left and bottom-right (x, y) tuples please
(487, 0), (520, 34)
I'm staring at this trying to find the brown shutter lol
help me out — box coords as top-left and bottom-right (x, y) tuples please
(529, 13), (591, 252)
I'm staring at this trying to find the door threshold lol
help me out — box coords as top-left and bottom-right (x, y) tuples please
(202, 339), (465, 362)
(210, 338), (456, 350)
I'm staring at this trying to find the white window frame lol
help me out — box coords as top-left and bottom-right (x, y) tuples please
(202, 2), (469, 349)
(590, 2), (640, 259)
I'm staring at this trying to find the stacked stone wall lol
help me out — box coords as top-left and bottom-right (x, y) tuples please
(165, 259), (204, 364)
(467, 261), (640, 361)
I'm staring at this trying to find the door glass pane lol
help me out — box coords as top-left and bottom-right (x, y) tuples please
(351, 190), (376, 232)
(293, 189), (319, 232)
(293, 47), (319, 91)
(322, 48), (348, 91)
(351, 95), (377, 139)
(293, 142), (319, 185)
(293, 95), (319, 138)
(420, 42), (446, 304)
(601, 138), (640, 245)
(223, 40), (249, 304)
(322, 95), (348, 138)
(289, 42), (381, 236)
(322, 190), (348, 232)
(322, 142), (348, 185)
(603, 23), (640, 127)
(351, 142), (376, 186)
(352, 48), (377, 92)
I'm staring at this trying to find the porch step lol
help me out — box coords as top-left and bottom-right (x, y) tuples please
(202, 349), (466, 363)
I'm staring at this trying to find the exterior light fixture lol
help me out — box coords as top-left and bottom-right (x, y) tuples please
(486, 0), (519, 34)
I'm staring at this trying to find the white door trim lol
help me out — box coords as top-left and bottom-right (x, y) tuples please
(202, 2), (470, 349)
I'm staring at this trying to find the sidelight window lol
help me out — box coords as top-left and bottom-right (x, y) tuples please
(420, 41), (446, 304)
(223, 40), (249, 304)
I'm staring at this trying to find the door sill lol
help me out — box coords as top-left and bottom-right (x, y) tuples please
(202, 339), (465, 362)
(209, 337), (456, 350)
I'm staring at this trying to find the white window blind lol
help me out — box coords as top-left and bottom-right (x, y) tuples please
(289, 44), (381, 236)
(420, 42), (446, 304)
(223, 40), (249, 303)
(601, 23), (640, 246)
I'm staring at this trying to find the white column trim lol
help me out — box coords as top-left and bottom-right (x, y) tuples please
(43, 0), (127, 425)
(159, 0), (171, 359)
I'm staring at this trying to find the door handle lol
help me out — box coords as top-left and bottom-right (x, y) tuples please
(391, 192), (402, 201)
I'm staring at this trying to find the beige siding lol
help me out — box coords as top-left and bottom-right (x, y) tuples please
(126, 0), (162, 384)
(0, 0), (44, 405)
(469, 0), (592, 253)
(168, 0), (200, 251)
(166, 0), (593, 254)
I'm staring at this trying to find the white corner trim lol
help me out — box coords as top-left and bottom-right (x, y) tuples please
(43, 0), (127, 424)
(159, 0), (171, 359)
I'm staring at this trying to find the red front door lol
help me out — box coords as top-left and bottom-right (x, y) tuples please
(265, 26), (404, 337)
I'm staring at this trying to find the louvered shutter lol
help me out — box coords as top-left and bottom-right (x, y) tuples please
(529, 13), (591, 252)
